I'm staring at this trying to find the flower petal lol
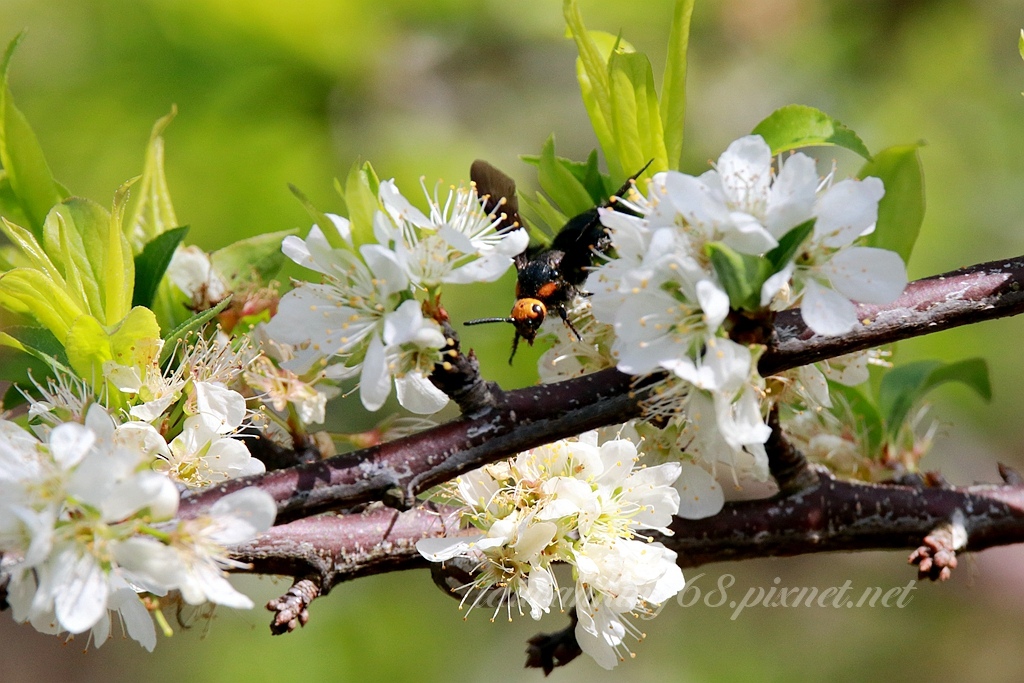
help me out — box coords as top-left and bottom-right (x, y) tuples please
(801, 279), (858, 336)
(821, 246), (907, 304)
(394, 372), (449, 414)
(674, 462), (725, 519)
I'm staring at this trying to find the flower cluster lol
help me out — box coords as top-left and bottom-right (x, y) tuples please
(0, 404), (276, 650)
(547, 134), (909, 482)
(31, 333), (266, 490)
(266, 179), (527, 414)
(417, 431), (684, 669)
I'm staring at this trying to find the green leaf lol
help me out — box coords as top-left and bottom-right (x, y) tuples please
(43, 201), (105, 317)
(2, 382), (31, 410)
(879, 358), (991, 441)
(859, 144), (925, 264)
(565, 1), (615, 177)
(828, 381), (884, 458)
(290, 183), (343, 248)
(0, 331), (71, 409)
(516, 192), (565, 246)
(0, 267), (85, 342)
(125, 107), (179, 254)
(706, 242), (766, 311)
(1, 215), (64, 283)
(926, 358), (992, 401)
(211, 229), (296, 288)
(1019, 29), (1024, 62)
(765, 218), (815, 272)
(104, 180), (136, 325)
(752, 105), (872, 159)
(109, 306), (162, 369)
(608, 50), (667, 180)
(133, 226), (189, 308)
(0, 169), (32, 228)
(64, 313), (113, 389)
(0, 33), (65, 238)
(158, 297), (231, 366)
(342, 161), (380, 249)
(1, 325), (67, 365)
(578, 149), (613, 201)
(45, 196), (134, 325)
(660, 0), (695, 171)
(537, 136), (594, 218)
(522, 149), (609, 204)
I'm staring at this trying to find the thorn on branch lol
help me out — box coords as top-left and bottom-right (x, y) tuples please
(430, 320), (503, 415)
(267, 577), (321, 634)
(908, 512), (968, 582)
(999, 462), (1024, 485)
(765, 407), (818, 496)
(525, 610), (582, 675)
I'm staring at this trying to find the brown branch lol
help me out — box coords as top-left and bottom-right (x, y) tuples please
(180, 369), (642, 521)
(184, 254), (1024, 525)
(231, 471), (1024, 591)
(764, 407), (817, 495)
(191, 251), (1024, 640)
(760, 255), (1024, 375)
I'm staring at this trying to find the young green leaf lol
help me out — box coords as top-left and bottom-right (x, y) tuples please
(109, 306), (162, 370)
(516, 191), (564, 246)
(522, 149), (609, 204)
(106, 182), (136, 325)
(660, 0), (695, 171)
(342, 161), (380, 249)
(211, 229), (297, 289)
(608, 50), (667, 180)
(859, 144), (925, 265)
(125, 107), (179, 254)
(64, 313), (113, 391)
(879, 358), (991, 442)
(706, 241), (767, 311)
(133, 226), (189, 308)
(752, 105), (872, 159)
(765, 218), (815, 272)
(828, 381), (885, 458)
(45, 194), (134, 325)
(0, 170), (32, 230)
(537, 136), (594, 218)
(564, 0), (615, 174)
(0, 33), (65, 238)
(1, 325), (68, 365)
(2, 215), (63, 283)
(44, 201), (108, 317)
(290, 183), (343, 247)
(0, 267), (84, 342)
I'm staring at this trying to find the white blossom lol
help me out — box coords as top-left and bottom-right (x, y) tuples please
(0, 407), (179, 647)
(166, 245), (228, 306)
(358, 299), (448, 414)
(158, 415), (265, 490)
(162, 487), (277, 609)
(416, 432), (683, 668)
(265, 213), (448, 413)
(377, 178), (528, 289)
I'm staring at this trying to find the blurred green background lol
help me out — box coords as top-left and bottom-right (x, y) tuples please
(4, 0), (1024, 681)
